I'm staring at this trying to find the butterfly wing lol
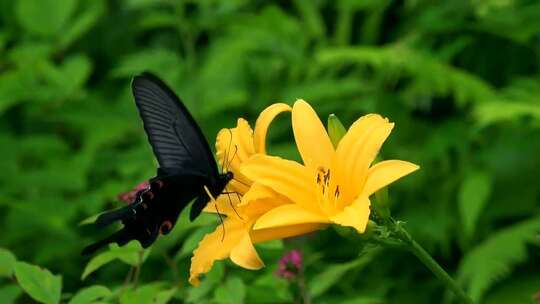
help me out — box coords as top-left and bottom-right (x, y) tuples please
(131, 72), (219, 178)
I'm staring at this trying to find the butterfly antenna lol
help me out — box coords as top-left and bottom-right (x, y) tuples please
(203, 186), (226, 242)
(225, 145), (238, 173)
(214, 202), (226, 242)
(224, 188), (243, 220)
(235, 192), (242, 204)
(221, 129), (234, 173)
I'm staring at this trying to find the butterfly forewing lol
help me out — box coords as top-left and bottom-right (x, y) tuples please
(131, 73), (218, 178)
(83, 72), (231, 255)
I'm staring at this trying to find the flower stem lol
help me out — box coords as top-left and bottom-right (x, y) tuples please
(394, 225), (474, 304)
(297, 265), (311, 304)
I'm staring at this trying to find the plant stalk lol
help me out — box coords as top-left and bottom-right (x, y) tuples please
(395, 227), (474, 304)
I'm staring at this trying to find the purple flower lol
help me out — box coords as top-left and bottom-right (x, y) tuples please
(276, 250), (303, 280)
(117, 181), (150, 204)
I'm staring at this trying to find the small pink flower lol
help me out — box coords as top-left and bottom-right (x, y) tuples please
(276, 250), (303, 280)
(117, 181), (149, 204)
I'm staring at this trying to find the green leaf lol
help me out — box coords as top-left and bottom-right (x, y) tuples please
(15, 0), (77, 36)
(458, 170), (492, 239)
(292, 0), (325, 40)
(14, 262), (62, 304)
(483, 274), (540, 304)
(458, 217), (540, 302)
(176, 226), (214, 259)
(475, 100), (540, 127)
(78, 213), (100, 226)
(0, 248), (17, 277)
(81, 242), (148, 279)
(41, 54), (92, 96)
(186, 263), (224, 303)
(59, 1), (105, 48)
(81, 251), (116, 280)
(154, 288), (178, 304)
(0, 284), (22, 304)
(0, 71), (33, 113)
(108, 242), (149, 266)
(119, 283), (167, 304)
(213, 276), (246, 304)
(309, 246), (380, 298)
(68, 285), (111, 304)
(110, 48), (183, 79)
(255, 239), (283, 250)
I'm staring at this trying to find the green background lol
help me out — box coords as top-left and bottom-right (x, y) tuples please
(1, 0), (539, 303)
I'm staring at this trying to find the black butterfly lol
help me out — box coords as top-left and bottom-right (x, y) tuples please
(82, 72), (233, 255)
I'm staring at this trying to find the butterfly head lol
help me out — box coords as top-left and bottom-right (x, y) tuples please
(215, 171), (234, 192)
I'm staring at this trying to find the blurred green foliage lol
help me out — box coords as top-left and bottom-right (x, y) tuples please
(0, 0), (539, 303)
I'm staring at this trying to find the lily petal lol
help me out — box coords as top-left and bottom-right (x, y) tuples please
(362, 160), (419, 197)
(241, 198), (287, 219)
(252, 223), (325, 243)
(330, 196), (371, 233)
(253, 204), (329, 230)
(241, 155), (320, 214)
(292, 100), (334, 168)
(253, 103), (292, 154)
(230, 234), (264, 270)
(216, 119), (254, 194)
(336, 114), (393, 199)
(239, 183), (279, 206)
(203, 193), (241, 217)
(189, 218), (245, 286)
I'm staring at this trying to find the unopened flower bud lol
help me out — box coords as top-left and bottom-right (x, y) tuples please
(327, 114), (347, 148)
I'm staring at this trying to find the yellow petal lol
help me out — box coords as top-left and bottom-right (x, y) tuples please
(362, 160), (419, 197)
(335, 114), (393, 199)
(241, 155), (320, 214)
(239, 183), (289, 217)
(189, 218), (246, 286)
(239, 183), (278, 206)
(216, 119), (254, 194)
(230, 234), (264, 270)
(330, 196), (371, 233)
(252, 223), (325, 243)
(253, 103), (292, 154)
(203, 192), (241, 217)
(292, 100), (334, 168)
(253, 204), (329, 230)
(241, 198), (287, 220)
(227, 178), (251, 196)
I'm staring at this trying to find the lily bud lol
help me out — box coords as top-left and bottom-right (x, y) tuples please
(327, 114), (347, 148)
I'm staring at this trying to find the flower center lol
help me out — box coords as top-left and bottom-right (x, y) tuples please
(316, 167), (341, 210)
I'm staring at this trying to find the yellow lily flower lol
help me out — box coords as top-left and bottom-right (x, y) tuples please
(189, 103), (323, 286)
(241, 100), (420, 234)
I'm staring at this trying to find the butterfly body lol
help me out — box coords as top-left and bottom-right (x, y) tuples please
(82, 72), (232, 255)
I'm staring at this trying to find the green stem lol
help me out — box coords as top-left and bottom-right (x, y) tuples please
(395, 227), (474, 304)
